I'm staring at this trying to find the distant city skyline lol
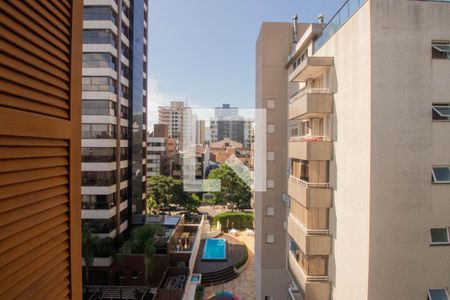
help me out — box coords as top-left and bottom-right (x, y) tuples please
(147, 0), (344, 127)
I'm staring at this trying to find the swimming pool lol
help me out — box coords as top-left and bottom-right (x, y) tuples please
(202, 238), (227, 261)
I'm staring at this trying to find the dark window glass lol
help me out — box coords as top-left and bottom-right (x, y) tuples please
(120, 187), (128, 202)
(83, 29), (116, 46)
(120, 105), (128, 119)
(83, 218), (116, 233)
(432, 104), (450, 121)
(81, 123), (116, 139)
(82, 53), (116, 69)
(121, 44), (129, 59)
(120, 207), (128, 224)
(120, 85), (129, 99)
(120, 167), (128, 181)
(121, 23), (129, 39)
(82, 76), (116, 93)
(82, 194), (115, 209)
(121, 2), (130, 18)
(82, 170), (117, 186)
(120, 148), (128, 160)
(81, 147), (116, 162)
(84, 6), (117, 22)
(120, 126), (129, 139)
(121, 63), (129, 79)
(82, 100), (116, 116)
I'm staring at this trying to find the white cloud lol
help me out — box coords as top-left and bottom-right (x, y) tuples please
(146, 76), (181, 129)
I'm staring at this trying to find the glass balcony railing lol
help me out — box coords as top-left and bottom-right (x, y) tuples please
(314, 0), (368, 52)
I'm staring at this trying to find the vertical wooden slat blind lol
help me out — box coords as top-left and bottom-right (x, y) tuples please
(0, 0), (82, 299)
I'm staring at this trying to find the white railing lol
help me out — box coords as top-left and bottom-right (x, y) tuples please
(290, 175), (330, 188)
(290, 135), (331, 142)
(289, 87), (332, 104)
(289, 213), (329, 235)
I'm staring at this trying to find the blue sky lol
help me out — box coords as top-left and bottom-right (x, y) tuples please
(147, 0), (343, 125)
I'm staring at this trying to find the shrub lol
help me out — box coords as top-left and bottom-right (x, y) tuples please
(194, 284), (204, 300)
(213, 211), (253, 231)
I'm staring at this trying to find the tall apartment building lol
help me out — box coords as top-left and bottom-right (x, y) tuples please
(147, 124), (169, 176)
(256, 1), (450, 300)
(196, 119), (206, 145)
(0, 0), (83, 297)
(81, 0), (148, 237)
(159, 101), (185, 147)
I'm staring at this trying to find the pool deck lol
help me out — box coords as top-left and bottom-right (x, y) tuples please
(193, 235), (246, 274)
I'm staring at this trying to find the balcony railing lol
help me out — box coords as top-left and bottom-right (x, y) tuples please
(289, 87), (332, 104)
(290, 135), (331, 142)
(290, 212), (329, 235)
(314, 0), (368, 52)
(288, 251), (329, 282)
(290, 175), (330, 189)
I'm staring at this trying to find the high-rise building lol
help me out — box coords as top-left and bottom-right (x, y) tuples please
(215, 103), (239, 120)
(196, 120), (206, 145)
(147, 124), (169, 176)
(244, 119), (254, 148)
(256, 1), (450, 300)
(81, 0), (148, 236)
(0, 0), (83, 297)
(159, 101), (185, 147)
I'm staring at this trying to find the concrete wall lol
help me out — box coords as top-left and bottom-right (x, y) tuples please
(255, 23), (293, 300)
(314, 2), (372, 299)
(368, 1), (450, 299)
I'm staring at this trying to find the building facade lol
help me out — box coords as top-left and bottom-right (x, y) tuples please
(0, 0), (83, 297)
(81, 0), (148, 237)
(256, 1), (450, 300)
(158, 101), (185, 147)
(147, 124), (169, 177)
(196, 119), (206, 145)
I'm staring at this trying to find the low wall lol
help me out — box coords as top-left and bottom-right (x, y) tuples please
(200, 221), (221, 240)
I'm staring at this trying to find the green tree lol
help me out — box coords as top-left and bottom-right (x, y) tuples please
(82, 227), (101, 285)
(207, 165), (252, 210)
(118, 224), (164, 281)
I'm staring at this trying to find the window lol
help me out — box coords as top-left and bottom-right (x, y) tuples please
(82, 194), (115, 209)
(132, 271), (138, 280)
(82, 76), (116, 93)
(121, 85), (129, 99)
(82, 100), (116, 116)
(82, 53), (116, 69)
(83, 29), (116, 47)
(432, 104), (450, 121)
(265, 234), (274, 244)
(120, 126), (128, 139)
(428, 288), (450, 300)
(121, 63), (129, 79)
(267, 124), (275, 133)
(84, 6), (117, 22)
(267, 179), (274, 189)
(267, 151), (275, 161)
(81, 147), (116, 162)
(81, 124), (116, 139)
(121, 44), (129, 59)
(265, 297), (274, 300)
(432, 42), (450, 59)
(82, 171), (116, 186)
(432, 167), (450, 183)
(430, 228), (449, 245)
(266, 206), (275, 216)
(266, 99), (275, 109)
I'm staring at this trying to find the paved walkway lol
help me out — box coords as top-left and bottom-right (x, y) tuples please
(204, 233), (256, 300)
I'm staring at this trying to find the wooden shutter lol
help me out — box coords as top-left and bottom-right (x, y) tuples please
(0, 0), (82, 298)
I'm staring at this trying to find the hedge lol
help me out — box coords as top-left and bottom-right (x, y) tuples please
(194, 285), (204, 300)
(213, 212), (253, 230)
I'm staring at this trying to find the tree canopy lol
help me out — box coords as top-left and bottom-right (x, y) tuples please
(207, 165), (252, 210)
(146, 175), (201, 213)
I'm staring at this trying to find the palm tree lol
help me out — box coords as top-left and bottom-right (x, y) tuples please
(82, 227), (101, 285)
(118, 224), (163, 282)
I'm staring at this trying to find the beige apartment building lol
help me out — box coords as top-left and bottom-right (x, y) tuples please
(255, 1), (450, 300)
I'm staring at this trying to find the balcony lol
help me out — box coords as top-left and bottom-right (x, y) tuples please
(287, 214), (331, 256)
(288, 252), (330, 300)
(288, 176), (332, 208)
(289, 136), (333, 161)
(289, 88), (333, 120)
(289, 57), (333, 82)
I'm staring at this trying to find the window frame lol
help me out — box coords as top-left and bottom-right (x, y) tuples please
(428, 288), (450, 300)
(265, 234), (275, 244)
(432, 104), (450, 121)
(430, 228), (450, 245)
(266, 206), (275, 216)
(432, 167), (450, 184)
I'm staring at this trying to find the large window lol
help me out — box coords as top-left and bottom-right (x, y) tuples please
(82, 194), (115, 209)
(121, 23), (129, 39)
(83, 29), (116, 47)
(82, 218), (116, 234)
(120, 167), (128, 182)
(428, 289), (450, 300)
(432, 41), (450, 59)
(82, 170), (116, 186)
(432, 104), (450, 121)
(121, 44), (129, 59)
(81, 147), (116, 162)
(432, 167), (450, 183)
(84, 6), (117, 22)
(120, 105), (128, 119)
(430, 228), (450, 245)
(82, 76), (116, 93)
(82, 100), (116, 116)
(82, 124), (116, 139)
(120, 148), (128, 160)
(121, 63), (129, 79)
(120, 126), (128, 139)
(120, 85), (129, 99)
(82, 53), (116, 69)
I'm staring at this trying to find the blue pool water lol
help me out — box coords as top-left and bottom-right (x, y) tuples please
(202, 238), (227, 261)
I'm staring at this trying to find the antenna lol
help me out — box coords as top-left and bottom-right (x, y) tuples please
(292, 14), (298, 44)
